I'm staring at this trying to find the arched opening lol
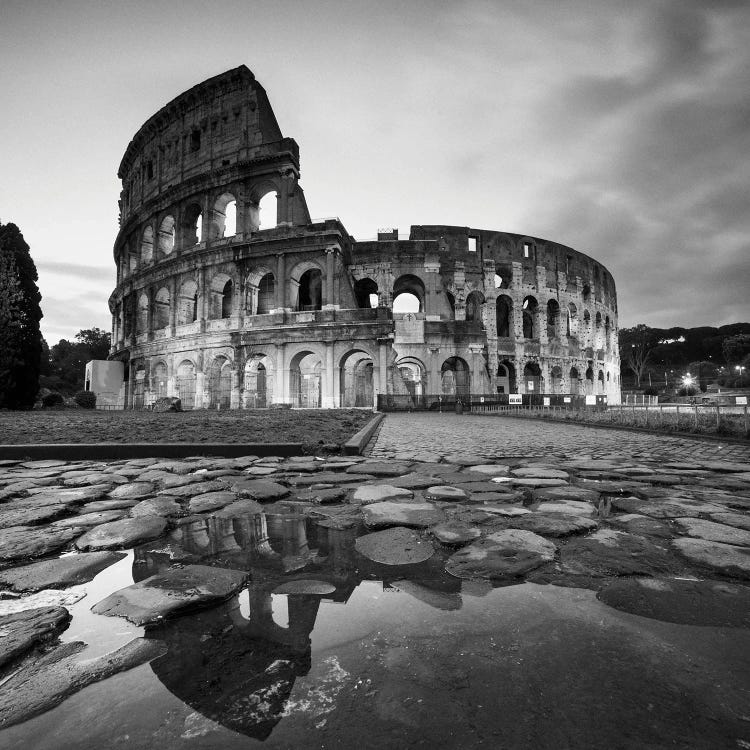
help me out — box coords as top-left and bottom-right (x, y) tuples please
(496, 360), (516, 393)
(152, 362), (168, 398)
(290, 351), (322, 408)
(547, 299), (560, 339)
(257, 273), (275, 315)
(136, 293), (149, 334)
(522, 296), (538, 339)
(445, 291), (456, 318)
(583, 309), (591, 336)
(567, 303), (577, 337)
(140, 227), (154, 265)
(298, 268), (322, 311)
(441, 356), (470, 397)
(494, 274), (503, 289)
(177, 280), (198, 325)
(244, 354), (273, 408)
(523, 362), (543, 393)
(154, 287), (170, 329)
(595, 311), (602, 329)
(176, 360), (196, 409)
(570, 366), (580, 395)
(582, 284), (591, 302)
(340, 350), (375, 407)
(208, 356), (232, 409)
(496, 295), (512, 338)
(494, 264), (511, 289)
(157, 216), (175, 257)
(209, 273), (233, 319)
(396, 360), (425, 400)
(466, 291), (484, 323)
(353, 278), (379, 309)
(393, 274), (425, 313)
(212, 193), (237, 239)
(258, 191), (277, 230)
(605, 316), (611, 350)
(181, 204), (202, 247)
(133, 365), (146, 408)
(550, 365), (563, 394)
(585, 365), (594, 395)
(597, 370), (605, 394)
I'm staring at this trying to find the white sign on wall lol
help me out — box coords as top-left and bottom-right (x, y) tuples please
(585, 395), (597, 405)
(563, 397), (571, 403)
(737, 396), (748, 405)
(509, 394), (522, 405)
(543, 397), (550, 406)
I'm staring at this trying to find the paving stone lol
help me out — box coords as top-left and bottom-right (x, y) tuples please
(346, 462), (412, 477)
(0, 638), (166, 729)
(130, 497), (183, 517)
(467, 464), (511, 476)
(82, 498), (140, 513)
(160, 474), (204, 489)
(75, 517), (167, 551)
(672, 538), (750, 578)
(222, 478), (289, 501)
(287, 472), (370, 487)
(187, 491), (238, 514)
(708, 512), (750, 531)
(531, 486), (600, 504)
(638, 499), (728, 519)
(108, 482), (155, 500)
(445, 529), (556, 580)
(362, 501), (446, 529)
(210, 499), (264, 518)
(351, 485), (413, 504)
(424, 486), (470, 501)
(512, 467), (569, 480)
(507, 512), (598, 537)
(52, 510), (128, 527)
(429, 521), (481, 545)
(698, 461), (750, 473)
(597, 578), (750, 627)
(0, 504), (68, 529)
(608, 513), (673, 538)
(384, 473), (443, 490)
(470, 491), (524, 504)
(0, 552), (126, 592)
(92, 564), (248, 625)
(511, 478), (569, 488)
(242, 466), (280, 476)
(0, 607), (71, 668)
(354, 527), (434, 565)
(0, 589), (86, 616)
(534, 500), (595, 516)
(610, 496), (649, 513)
(147, 460), (197, 474)
(20, 460), (68, 469)
(674, 518), (750, 547)
(156, 479), (227, 498)
(292, 487), (347, 504)
(27, 485), (112, 503)
(272, 580), (336, 595)
(479, 505), (531, 517)
(442, 454), (489, 466)
(0, 526), (82, 564)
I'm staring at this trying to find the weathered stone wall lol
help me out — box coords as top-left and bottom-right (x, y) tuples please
(108, 66), (620, 408)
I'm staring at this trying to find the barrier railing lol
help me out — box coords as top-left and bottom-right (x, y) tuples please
(376, 393), (608, 412)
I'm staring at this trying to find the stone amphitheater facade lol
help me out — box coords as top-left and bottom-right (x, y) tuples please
(108, 65), (621, 409)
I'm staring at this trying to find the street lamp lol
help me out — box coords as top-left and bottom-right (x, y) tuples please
(737, 365), (746, 387)
(682, 374), (694, 394)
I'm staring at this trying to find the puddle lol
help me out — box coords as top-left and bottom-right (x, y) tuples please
(2, 508), (750, 749)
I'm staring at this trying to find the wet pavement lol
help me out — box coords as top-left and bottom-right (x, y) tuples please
(0, 421), (749, 749)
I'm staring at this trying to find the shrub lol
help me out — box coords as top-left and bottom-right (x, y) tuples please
(642, 387), (659, 396)
(74, 390), (96, 409)
(41, 391), (64, 408)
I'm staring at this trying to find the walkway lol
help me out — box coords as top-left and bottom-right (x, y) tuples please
(369, 413), (750, 461)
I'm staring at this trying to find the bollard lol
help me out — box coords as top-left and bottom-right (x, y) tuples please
(694, 404), (698, 429)
(716, 403), (720, 429)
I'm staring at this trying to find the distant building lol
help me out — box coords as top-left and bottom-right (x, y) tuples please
(105, 65), (620, 409)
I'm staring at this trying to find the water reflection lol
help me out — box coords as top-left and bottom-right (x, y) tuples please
(131, 507), (467, 740)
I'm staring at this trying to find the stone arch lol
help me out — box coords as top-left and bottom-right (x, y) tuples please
(207, 355), (233, 409)
(244, 353), (274, 408)
(395, 357), (426, 400)
(289, 349), (323, 408)
(176, 359), (197, 409)
(289, 260), (324, 312)
(246, 266), (275, 315)
(567, 303), (578, 337)
(157, 215), (175, 257)
(140, 226), (154, 265)
(181, 202), (202, 248)
(585, 365), (595, 395)
(393, 274), (426, 313)
(522, 296), (538, 339)
(209, 272), (234, 319)
(496, 359), (516, 393)
(597, 369), (605, 394)
(339, 349), (375, 407)
(154, 287), (170, 329)
(152, 360), (168, 398)
(547, 299), (560, 339)
(441, 356), (470, 397)
(177, 280), (198, 325)
(466, 290), (484, 323)
(353, 278), (379, 309)
(496, 295), (512, 337)
(523, 361), (543, 393)
(136, 292), (149, 334)
(494, 263), (512, 289)
(570, 366), (580, 394)
(550, 365), (563, 394)
(211, 192), (237, 239)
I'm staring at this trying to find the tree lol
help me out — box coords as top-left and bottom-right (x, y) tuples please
(48, 327), (111, 394)
(0, 222), (43, 409)
(619, 324), (659, 388)
(722, 334), (750, 366)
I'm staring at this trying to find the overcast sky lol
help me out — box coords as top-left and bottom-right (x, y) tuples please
(1, 0), (748, 344)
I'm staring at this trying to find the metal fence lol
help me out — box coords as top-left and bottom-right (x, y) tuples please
(376, 393), (608, 412)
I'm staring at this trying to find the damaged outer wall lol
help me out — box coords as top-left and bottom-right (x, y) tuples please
(107, 66), (620, 409)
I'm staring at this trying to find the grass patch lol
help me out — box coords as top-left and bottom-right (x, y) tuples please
(0, 409), (374, 450)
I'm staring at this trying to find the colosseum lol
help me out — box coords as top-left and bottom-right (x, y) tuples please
(104, 65), (621, 410)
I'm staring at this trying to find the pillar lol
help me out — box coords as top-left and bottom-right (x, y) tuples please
(274, 343), (288, 405)
(275, 253), (286, 310)
(324, 247), (336, 309)
(201, 194), (211, 244)
(377, 338), (389, 402)
(323, 342), (336, 408)
(168, 277), (177, 336)
(428, 347), (441, 394)
(198, 267), (207, 330)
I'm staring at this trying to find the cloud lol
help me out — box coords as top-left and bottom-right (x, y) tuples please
(36, 261), (113, 282)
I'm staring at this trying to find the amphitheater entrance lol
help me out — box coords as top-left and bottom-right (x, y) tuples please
(244, 354), (273, 408)
(133, 366), (146, 408)
(570, 367), (580, 395)
(290, 351), (322, 408)
(152, 362), (168, 399)
(523, 362), (543, 393)
(496, 360), (516, 393)
(397, 360), (425, 399)
(340, 351), (374, 407)
(176, 360), (196, 409)
(441, 357), (470, 397)
(208, 356), (232, 409)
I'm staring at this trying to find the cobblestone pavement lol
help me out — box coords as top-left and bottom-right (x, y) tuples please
(369, 413), (750, 462)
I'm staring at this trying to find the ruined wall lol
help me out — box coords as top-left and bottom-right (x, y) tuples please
(108, 66), (620, 408)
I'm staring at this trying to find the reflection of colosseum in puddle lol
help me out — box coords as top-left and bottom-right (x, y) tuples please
(132, 510), (464, 739)
(101, 65), (620, 409)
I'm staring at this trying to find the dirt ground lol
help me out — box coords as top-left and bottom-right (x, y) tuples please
(0, 409), (373, 447)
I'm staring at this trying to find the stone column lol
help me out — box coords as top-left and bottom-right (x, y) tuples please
(167, 354), (176, 397)
(198, 267), (207, 331)
(230, 359), (241, 410)
(324, 247), (336, 309)
(323, 341), (336, 408)
(276, 253), (286, 310)
(146, 287), (155, 340)
(274, 343), (288, 405)
(428, 347), (441, 394)
(377, 338), (389, 404)
(168, 277), (177, 336)
(201, 194), (211, 244)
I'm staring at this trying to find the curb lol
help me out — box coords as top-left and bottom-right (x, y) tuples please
(343, 413), (385, 455)
(0, 443), (304, 461)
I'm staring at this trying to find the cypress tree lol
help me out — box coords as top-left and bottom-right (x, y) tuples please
(0, 222), (43, 409)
